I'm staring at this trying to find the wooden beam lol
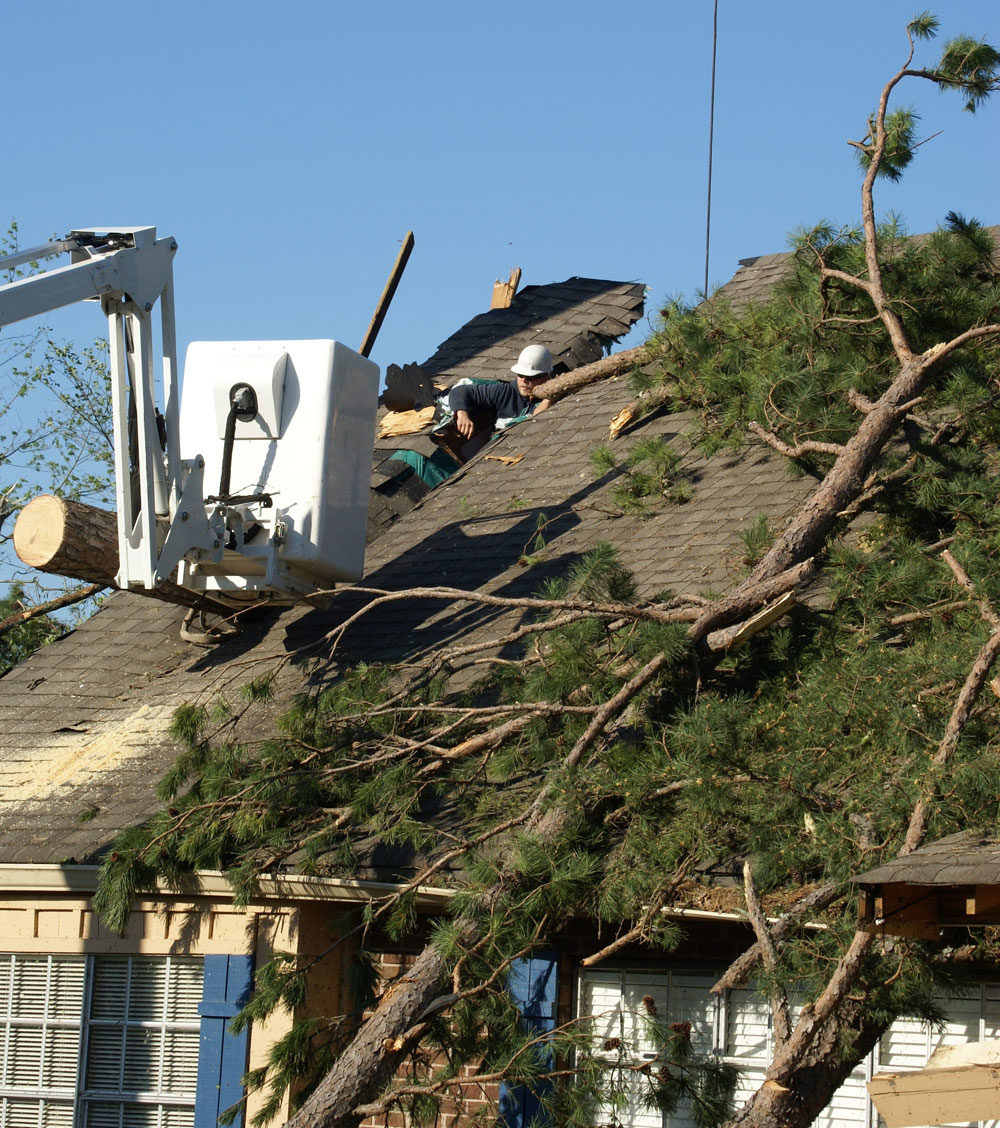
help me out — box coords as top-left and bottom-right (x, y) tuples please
(360, 231), (415, 358)
(967, 885), (1000, 917)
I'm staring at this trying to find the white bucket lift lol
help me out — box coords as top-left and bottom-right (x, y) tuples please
(0, 226), (380, 605)
(177, 339), (377, 599)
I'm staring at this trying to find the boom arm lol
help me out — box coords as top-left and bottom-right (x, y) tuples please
(0, 227), (221, 591)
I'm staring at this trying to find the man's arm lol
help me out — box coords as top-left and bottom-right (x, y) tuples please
(448, 381), (512, 438)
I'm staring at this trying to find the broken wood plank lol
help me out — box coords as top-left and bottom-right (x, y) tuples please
(868, 1057), (1000, 1127)
(360, 231), (414, 358)
(490, 267), (521, 310)
(377, 406), (436, 439)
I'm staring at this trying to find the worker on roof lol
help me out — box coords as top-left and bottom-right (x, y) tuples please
(449, 344), (554, 439)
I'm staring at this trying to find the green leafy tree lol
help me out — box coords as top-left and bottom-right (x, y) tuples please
(0, 581), (63, 675)
(95, 15), (1000, 1128)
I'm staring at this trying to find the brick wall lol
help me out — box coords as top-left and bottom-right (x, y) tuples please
(359, 950), (501, 1128)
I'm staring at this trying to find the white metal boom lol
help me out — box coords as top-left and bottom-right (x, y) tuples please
(0, 227), (225, 592)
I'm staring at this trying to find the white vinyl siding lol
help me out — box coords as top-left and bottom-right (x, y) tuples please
(580, 967), (1000, 1128)
(0, 956), (201, 1128)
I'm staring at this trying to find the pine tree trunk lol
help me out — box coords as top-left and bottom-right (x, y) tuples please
(690, 354), (941, 641)
(724, 1000), (885, 1128)
(537, 345), (645, 402)
(285, 935), (457, 1128)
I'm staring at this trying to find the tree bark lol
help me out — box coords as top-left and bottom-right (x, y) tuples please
(290, 938), (455, 1128)
(12, 494), (226, 614)
(689, 352), (944, 642)
(283, 654), (668, 1128)
(536, 345), (646, 403)
(238, 53), (1000, 1125)
(725, 996), (886, 1128)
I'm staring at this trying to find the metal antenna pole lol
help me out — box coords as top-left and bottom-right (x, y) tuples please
(704, 0), (719, 297)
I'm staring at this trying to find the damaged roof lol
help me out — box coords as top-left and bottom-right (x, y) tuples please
(0, 262), (817, 874)
(367, 277), (646, 540)
(420, 276), (647, 384)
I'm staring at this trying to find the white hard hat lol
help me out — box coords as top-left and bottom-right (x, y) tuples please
(511, 344), (554, 377)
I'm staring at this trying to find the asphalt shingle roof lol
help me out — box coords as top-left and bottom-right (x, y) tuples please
(0, 263), (825, 870)
(854, 831), (1000, 888)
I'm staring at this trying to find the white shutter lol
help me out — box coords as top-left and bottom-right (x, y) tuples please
(45, 965), (84, 1020)
(0, 954), (201, 1128)
(10, 960), (52, 1021)
(121, 1028), (160, 1093)
(7, 1026), (43, 1089)
(158, 1031), (199, 1094)
(0, 956), (84, 1128)
(164, 965), (201, 1026)
(6, 1096), (45, 1128)
(930, 989), (980, 1052)
(622, 974), (671, 1058)
(581, 970), (624, 1048)
(580, 970), (661, 1128)
(669, 973), (718, 1056)
(40, 1029), (80, 1092)
(811, 1062), (869, 1128)
(38, 1099), (75, 1128)
(84, 1101), (122, 1128)
(89, 961), (128, 1023)
(724, 987), (770, 1063)
(127, 963), (166, 1025)
(157, 1109), (194, 1128)
(879, 1013), (929, 1071)
(84, 1027), (124, 1092)
(120, 1105), (160, 1128)
(580, 967), (728, 1128)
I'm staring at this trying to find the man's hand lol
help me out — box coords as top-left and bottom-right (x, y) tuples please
(455, 409), (475, 438)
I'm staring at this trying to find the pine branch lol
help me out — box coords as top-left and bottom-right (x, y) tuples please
(747, 422), (846, 459)
(711, 883), (843, 995)
(742, 862), (791, 1050)
(308, 585), (698, 658)
(0, 582), (104, 637)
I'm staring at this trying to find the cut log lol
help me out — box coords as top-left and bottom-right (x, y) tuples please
(13, 494), (227, 613)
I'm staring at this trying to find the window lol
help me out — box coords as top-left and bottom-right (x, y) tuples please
(0, 955), (203, 1128)
(578, 968), (718, 1128)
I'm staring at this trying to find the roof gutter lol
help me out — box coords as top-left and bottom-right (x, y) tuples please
(0, 864), (455, 909)
(0, 867), (825, 929)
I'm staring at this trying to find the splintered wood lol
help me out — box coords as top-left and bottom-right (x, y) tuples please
(377, 407), (436, 438)
(490, 267), (521, 310)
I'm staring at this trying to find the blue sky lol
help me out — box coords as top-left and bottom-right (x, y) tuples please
(4, 0), (999, 378)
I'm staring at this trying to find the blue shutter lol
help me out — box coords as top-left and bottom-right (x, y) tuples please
(195, 954), (253, 1128)
(499, 952), (558, 1128)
